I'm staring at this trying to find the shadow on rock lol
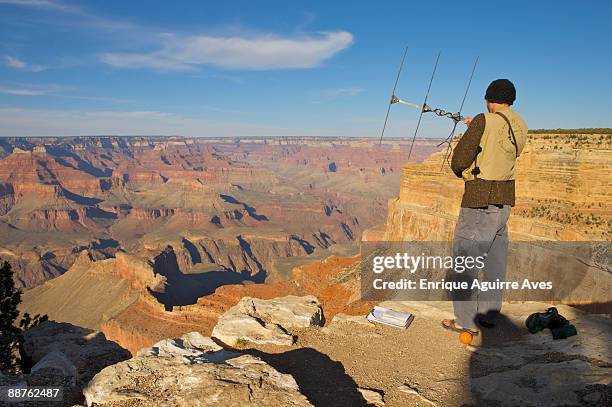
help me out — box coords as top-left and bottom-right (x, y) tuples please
(246, 347), (372, 407)
(466, 311), (611, 407)
(16, 320), (131, 406)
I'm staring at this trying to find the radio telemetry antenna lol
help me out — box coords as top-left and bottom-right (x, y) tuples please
(378, 49), (479, 170)
(379, 46), (408, 146)
(439, 56), (479, 170)
(406, 51), (440, 163)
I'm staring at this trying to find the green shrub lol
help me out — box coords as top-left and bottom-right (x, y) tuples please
(0, 259), (47, 373)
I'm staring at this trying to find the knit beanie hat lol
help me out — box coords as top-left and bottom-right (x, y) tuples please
(485, 79), (516, 105)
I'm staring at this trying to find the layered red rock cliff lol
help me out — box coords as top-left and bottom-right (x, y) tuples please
(384, 133), (610, 241)
(381, 133), (611, 305)
(22, 247), (370, 354)
(100, 254), (372, 354)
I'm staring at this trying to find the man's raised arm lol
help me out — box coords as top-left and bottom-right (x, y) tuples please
(450, 113), (486, 178)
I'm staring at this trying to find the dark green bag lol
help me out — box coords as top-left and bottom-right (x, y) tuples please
(525, 307), (577, 339)
(550, 324), (578, 339)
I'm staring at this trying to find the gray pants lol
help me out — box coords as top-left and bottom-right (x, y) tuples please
(452, 204), (510, 330)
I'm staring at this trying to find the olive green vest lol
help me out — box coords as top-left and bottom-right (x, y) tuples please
(462, 107), (528, 181)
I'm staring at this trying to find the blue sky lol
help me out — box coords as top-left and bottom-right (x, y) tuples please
(0, 0), (610, 138)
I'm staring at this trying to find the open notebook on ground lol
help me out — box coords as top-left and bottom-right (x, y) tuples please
(367, 306), (414, 329)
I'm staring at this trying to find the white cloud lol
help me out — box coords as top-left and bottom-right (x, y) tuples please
(0, 0), (77, 12)
(3, 55), (47, 72)
(0, 86), (47, 95)
(323, 87), (364, 98)
(0, 82), (66, 95)
(2, 1), (352, 72)
(0, 107), (331, 137)
(310, 87), (364, 104)
(101, 31), (353, 71)
(29, 64), (47, 72)
(4, 56), (25, 68)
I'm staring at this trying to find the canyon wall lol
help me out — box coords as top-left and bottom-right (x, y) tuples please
(381, 133), (611, 305)
(21, 245), (368, 355)
(385, 134), (610, 241)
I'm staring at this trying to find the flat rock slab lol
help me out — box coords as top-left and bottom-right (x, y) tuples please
(83, 332), (312, 407)
(357, 387), (385, 406)
(212, 295), (324, 347)
(373, 301), (612, 406)
(471, 359), (611, 407)
(137, 331), (224, 360)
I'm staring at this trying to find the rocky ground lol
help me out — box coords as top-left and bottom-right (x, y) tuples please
(5, 295), (609, 407)
(215, 298), (611, 407)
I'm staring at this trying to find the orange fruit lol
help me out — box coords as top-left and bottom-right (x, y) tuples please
(459, 331), (473, 345)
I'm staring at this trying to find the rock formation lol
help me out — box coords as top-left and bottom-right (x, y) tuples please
(20, 251), (161, 330)
(1, 320), (131, 405)
(20, 249), (367, 355)
(69, 295), (610, 407)
(82, 331), (313, 407)
(212, 295), (324, 347)
(7, 133), (610, 406)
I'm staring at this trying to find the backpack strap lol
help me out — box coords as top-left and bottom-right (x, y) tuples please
(495, 111), (518, 157)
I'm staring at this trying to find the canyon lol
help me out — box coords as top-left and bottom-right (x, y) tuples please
(9, 132), (611, 406)
(0, 136), (439, 289)
(17, 132), (611, 356)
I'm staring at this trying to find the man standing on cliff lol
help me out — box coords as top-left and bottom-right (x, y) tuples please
(441, 79), (528, 335)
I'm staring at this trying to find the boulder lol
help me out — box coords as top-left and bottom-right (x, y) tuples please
(21, 321), (131, 405)
(212, 295), (324, 347)
(29, 350), (77, 387)
(26, 350), (79, 404)
(83, 331), (313, 407)
(357, 387), (385, 406)
(137, 331), (223, 357)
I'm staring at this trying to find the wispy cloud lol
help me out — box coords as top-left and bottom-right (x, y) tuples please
(3, 55), (47, 72)
(2, 1), (353, 72)
(0, 82), (63, 95)
(4, 56), (25, 68)
(0, 107), (331, 137)
(0, 0), (77, 12)
(311, 87), (364, 104)
(0, 86), (47, 95)
(323, 87), (364, 98)
(1, 0), (138, 34)
(0, 80), (130, 102)
(100, 31), (353, 71)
